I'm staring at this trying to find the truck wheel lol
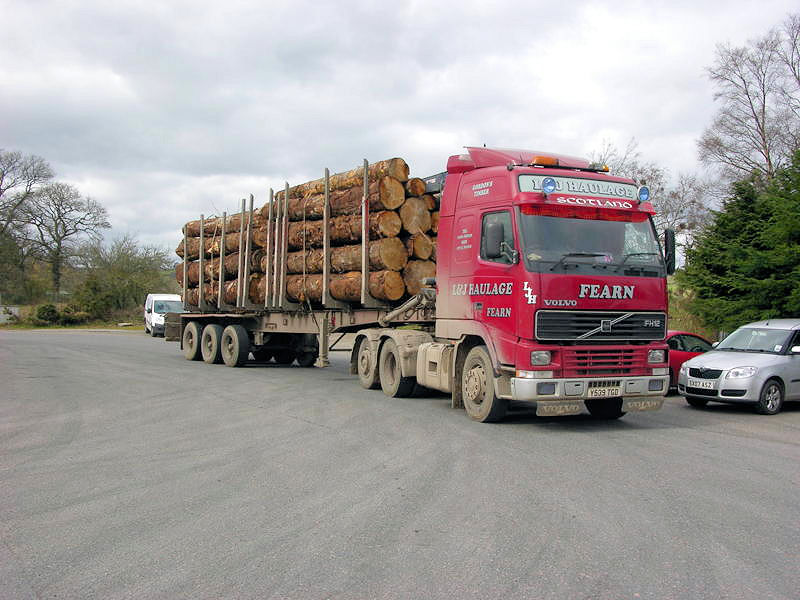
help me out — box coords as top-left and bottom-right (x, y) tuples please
(251, 348), (273, 362)
(585, 398), (625, 419)
(201, 323), (224, 364)
(379, 338), (415, 397)
(755, 379), (784, 415)
(182, 321), (202, 361)
(356, 338), (380, 390)
(221, 324), (250, 367)
(462, 346), (507, 422)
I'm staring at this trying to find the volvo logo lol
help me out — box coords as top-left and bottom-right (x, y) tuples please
(601, 319), (612, 332)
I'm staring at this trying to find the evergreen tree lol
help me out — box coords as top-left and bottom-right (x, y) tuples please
(681, 151), (800, 330)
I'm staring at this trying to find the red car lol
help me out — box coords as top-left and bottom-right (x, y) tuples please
(666, 330), (714, 390)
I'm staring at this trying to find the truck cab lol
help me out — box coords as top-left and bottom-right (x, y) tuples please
(416, 147), (673, 420)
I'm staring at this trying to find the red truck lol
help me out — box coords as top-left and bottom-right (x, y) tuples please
(167, 147), (675, 422)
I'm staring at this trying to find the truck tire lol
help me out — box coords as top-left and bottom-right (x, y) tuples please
(296, 352), (317, 368)
(462, 346), (507, 422)
(182, 321), (202, 361)
(356, 337), (380, 390)
(221, 324), (250, 367)
(585, 398), (626, 419)
(201, 323), (224, 364)
(379, 338), (415, 397)
(251, 348), (273, 362)
(273, 352), (296, 365)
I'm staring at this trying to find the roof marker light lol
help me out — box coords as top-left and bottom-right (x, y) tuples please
(542, 177), (557, 195)
(638, 186), (650, 202)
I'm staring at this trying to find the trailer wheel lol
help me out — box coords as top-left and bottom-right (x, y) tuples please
(201, 323), (224, 364)
(462, 346), (507, 422)
(356, 338), (380, 390)
(296, 352), (317, 368)
(182, 321), (202, 361)
(221, 324), (250, 367)
(273, 352), (296, 365)
(379, 338), (415, 397)
(251, 348), (273, 363)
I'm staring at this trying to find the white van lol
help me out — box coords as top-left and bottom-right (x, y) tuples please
(144, 293), (183, 337)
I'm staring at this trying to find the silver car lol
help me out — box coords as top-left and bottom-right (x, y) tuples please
(677, 319), (800, 415)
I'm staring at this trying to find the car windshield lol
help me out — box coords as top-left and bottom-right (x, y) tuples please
(153, 300), (183, 314)
(517, 206), (664, 276)
(716, 327), (791, 353)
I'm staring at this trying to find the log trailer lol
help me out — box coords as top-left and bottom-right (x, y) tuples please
(166, 147), (676, 421)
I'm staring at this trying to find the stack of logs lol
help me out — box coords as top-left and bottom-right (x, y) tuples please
(175, 157), (439, 307)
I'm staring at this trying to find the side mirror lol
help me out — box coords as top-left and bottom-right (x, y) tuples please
(791, 345), (800, 354)
(485, 222), (504, 259)
(664, 228), (676, 275)
(711, 341), (719, 348)
(146, 308), (152, 314)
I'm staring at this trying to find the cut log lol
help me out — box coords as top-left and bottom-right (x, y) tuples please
(184, 287), (199, 306)
(399, 197), (432, 235)
(204, 252), (241, 281)
(431, 211), (439, 234)
(404, 233), (433, 260)
(403, 260), (436, 296)
(430, 237), (437, 262)
(287, 211), (401, 249)
(285, 270), (405, 303)
(421, 194), (437, 211)
(249, 273), (265, 304)
(183, 213), (258, 237)
(175, 261), (201, 286)
(277, 158), (409, 199)
(286, 237), (407, 274)
(250, 248), (267, 273)
(283, 177), (405, 221)
(176, 232), (243, 259)
(405, 178), (426, 197)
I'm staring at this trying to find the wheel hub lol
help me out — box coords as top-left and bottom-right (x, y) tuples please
(465, 365), (486, 405)
(766, 385), (780, 411)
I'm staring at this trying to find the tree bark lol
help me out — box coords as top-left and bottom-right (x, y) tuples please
(431, 211), (439, 234)
(403, 260), (436, 295)
(204, 252), (241, 281)
(175, 260), (201, 286)
(277, 158), (409, 199)
(183, 213), (259, 237)
(282, 177), (405, 220)
(287, 211), (401, 249)
(430, 237), (437, 262)
(398, 197), (431, 234)
(422, 194), (437, 211)
(175, 232), (242, 259)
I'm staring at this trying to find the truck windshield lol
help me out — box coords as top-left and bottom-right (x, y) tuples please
(517, 205), (664, 275)
(154, 300), (183, 313)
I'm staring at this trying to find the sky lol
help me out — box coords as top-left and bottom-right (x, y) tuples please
(1, 0), (797, 253)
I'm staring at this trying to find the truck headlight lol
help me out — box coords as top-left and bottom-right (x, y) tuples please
(647, 349), (665, 364)
(726, 366), (757, 379)
(530, 351), (551, 366)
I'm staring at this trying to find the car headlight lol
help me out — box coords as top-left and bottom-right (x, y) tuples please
(530, 351), (551, 366)
(679, 364), (689, 375)
(726, 366), (757, 379)
(647, 349), (665, 364)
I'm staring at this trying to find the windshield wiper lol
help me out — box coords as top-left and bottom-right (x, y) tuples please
(549, 253), (605, 271)
(614, 252), (659, 272)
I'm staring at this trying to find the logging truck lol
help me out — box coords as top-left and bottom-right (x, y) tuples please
(166, 147), (676, 421)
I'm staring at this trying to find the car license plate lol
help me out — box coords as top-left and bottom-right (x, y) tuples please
(587, 387), (621, 398)
(688, 378), (715, 389)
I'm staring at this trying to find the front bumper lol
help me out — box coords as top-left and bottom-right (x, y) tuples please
(510, 375), (668, 416)
(677, 372), (760, 403)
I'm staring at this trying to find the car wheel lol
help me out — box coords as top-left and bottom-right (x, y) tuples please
(755, 379), (784, 415)
(461, 346), (507, 422)
(686, 396), (709, 408)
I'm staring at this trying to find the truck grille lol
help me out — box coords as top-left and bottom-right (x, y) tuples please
(536, 310), (667, 342)
(562, 348), (649, 377)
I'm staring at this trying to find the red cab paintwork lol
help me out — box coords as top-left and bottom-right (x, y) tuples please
(665, 330), (714, 387)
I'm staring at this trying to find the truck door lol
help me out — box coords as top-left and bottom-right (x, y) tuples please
(475, 209), (519, 366)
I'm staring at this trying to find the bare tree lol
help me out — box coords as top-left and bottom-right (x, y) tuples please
(698, 14), (800, 181)
(22, 183), (110, 296)
(0, 150), (54, 236)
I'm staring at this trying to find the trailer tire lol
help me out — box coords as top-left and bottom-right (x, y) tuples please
(462, 345), (507, 422)
(251, 348), (273, 363)
(201, 323), (224, 364)
(273, 352), (296, 365)
(379, 338), (415, 397)
(356, 338), (380, 390)
(296, 352), (317, 368)
(182, 321), (202, 361)
(221, 324), (250, 367)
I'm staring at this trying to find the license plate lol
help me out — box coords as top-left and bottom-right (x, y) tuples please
(688, 378), (715, 389)
(587, 387), (621, 398)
